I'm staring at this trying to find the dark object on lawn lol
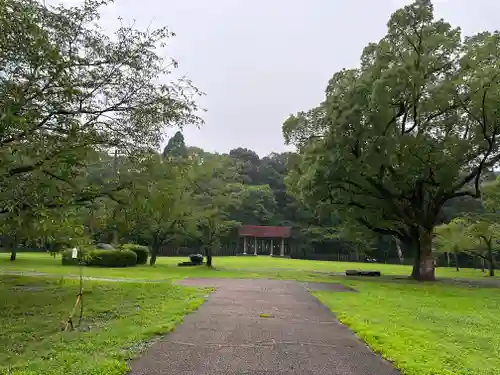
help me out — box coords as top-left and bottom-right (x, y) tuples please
(178, 261), (204, 267)
(346, 270), (381, 277)
(189, 254), (204, 264)
(178, 253), (204, 267)
(365, 257), (378, 263)
(96, 243), (114, 250)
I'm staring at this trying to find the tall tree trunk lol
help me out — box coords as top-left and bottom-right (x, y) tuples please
(150, 242), (159, 266)
(394, 236), (404, 264)
(205, 245), (213, 267)
(453, 252), (459, 272)
(10, 249), (17, 261)
(487, 245), (495, 277)
(411, 229), (435, 281)
(481, 258), (485, 272)
(446, 252), (451, 268)
(149, 250), (157, 266)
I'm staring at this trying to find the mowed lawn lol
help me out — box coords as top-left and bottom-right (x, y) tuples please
(0, 275), (207, 375)
(316, 281), (500, 375)
(1, 252), (497, 281)
(2, 253), (500, 375)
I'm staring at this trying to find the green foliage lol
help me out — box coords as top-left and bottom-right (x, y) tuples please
(163, 131), (188, 160)
(116, 153), (195, 265)
(231, 184), (277, 225)
(121, 244), (150, 265)
(0, 0), (201, 245)
(434, 220), (470, 255)
(86, 249), (137, 268)
(282, 0), (500, 280)
(436, 178), (500, 275)
(188, 152), (245, 265)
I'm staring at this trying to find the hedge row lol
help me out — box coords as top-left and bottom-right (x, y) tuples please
(121, 244), (149, 265)
(61, 248), (137, 267)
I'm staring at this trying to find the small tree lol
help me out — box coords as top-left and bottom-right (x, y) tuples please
(0, 207), (89, 260)
(188, 153), (242, 267)
(435, 216), (499, 276)
(434, 219), (470, 272)
(119, 154), (194, 266)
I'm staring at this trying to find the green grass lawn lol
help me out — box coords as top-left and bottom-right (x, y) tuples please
(2, 253), (500, 375)
(315, 280), (500, 375)
(1, 252), (497, 282)
(0, 275), (207, 375)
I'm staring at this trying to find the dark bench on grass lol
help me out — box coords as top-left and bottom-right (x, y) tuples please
(346, 270), (381, 277)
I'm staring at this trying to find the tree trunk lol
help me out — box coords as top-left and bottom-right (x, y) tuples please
(10, 250), (17, 261)
(205, 246), (213, 267)
(149, 244), (159, 266)
(453, 252), (459, 272)
(481, 258), (485, 272)
(487, 245), (495, 277)
(411, 229), (435, 281)
(446, 252), (451, 268)
(394, 236), (404, 264)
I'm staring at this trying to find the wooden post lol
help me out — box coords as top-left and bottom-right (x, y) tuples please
(254, 237), (258, 255)
(280, 238), (285, 257)
(243, 237), (247, 255)
(270, 239), (274, 256)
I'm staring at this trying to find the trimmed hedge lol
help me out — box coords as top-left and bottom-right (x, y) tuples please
(121, 244), (149, 265)
(87, 249), (137, 267)
(61, 248), (137, 267)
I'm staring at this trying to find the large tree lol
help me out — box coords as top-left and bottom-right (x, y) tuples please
(283, 0), (500, 280)
(0, 0), (201, 227)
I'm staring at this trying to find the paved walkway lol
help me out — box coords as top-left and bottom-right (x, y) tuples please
(128, 278), (400, 375)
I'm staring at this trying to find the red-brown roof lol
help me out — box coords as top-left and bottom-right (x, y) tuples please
(239, 225), (291, 238)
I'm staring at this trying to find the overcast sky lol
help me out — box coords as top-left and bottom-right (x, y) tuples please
(70, 0), (500, 156)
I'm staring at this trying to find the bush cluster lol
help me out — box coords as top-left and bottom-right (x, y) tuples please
(121, 244), (150, 265)
(61, 248), (137, 267)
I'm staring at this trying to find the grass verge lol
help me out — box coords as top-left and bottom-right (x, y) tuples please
(315, 280), (500, 375)
(1, 253), (497, 282)
(0, 275), (207, 375)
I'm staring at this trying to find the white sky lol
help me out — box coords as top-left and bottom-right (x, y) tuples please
(57, 0), (500, 156)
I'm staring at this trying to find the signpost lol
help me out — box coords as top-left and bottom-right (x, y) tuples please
(65, 248), (84, 331)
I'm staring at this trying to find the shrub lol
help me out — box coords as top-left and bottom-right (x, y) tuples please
(61, 248), (89, 266)
(121, 244), (149, 265)
(86, 249), (137, 267)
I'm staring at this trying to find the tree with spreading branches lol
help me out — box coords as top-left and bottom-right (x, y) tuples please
(283, 0), (500, 280)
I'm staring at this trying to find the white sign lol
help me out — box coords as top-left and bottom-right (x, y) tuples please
(71, 248), (78, 259)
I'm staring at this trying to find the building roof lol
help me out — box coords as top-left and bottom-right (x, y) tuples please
(238, 225), (291, 238)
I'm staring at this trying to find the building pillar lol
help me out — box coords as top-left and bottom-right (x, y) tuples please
(280, 238), (285, 257)
(270, 239), (274, 256)
(243, 237), (247, 255)
(254, 237), (258, 255)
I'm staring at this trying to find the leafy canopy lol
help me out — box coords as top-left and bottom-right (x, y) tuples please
(284, 0), (500, 242)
